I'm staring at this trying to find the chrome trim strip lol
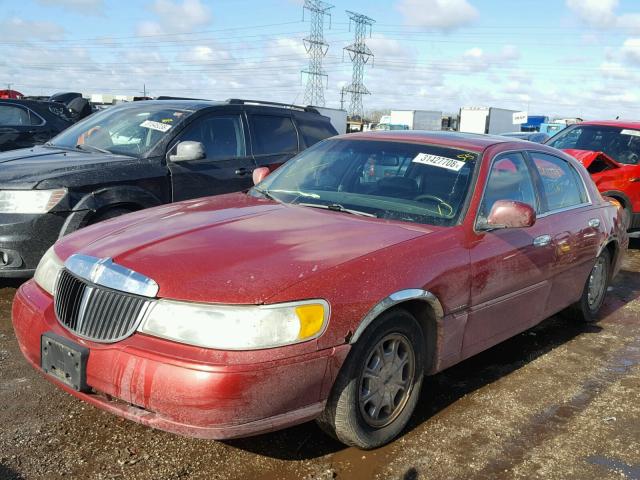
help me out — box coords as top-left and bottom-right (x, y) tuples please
(350, 289), (444, 344)
(65, 254), (159, 298)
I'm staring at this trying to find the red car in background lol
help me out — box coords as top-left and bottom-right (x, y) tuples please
(12, 132), (627, 449)
(546, 121), (640, 231)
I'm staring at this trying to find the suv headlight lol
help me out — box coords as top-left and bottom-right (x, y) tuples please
(138, 299), (329, 350)
(0, 189), (67, 214)
(34, 246), (64, 295)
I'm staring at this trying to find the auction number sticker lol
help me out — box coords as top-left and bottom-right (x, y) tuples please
(621, 129), (640, 137)
(413, 153), (466, 171)
(140, 120), (172, 132)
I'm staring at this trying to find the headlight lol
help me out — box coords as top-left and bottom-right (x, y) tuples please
(34, 246), (64, 295)
(0, 189), (67, 214)
(138, 299), (329, 350)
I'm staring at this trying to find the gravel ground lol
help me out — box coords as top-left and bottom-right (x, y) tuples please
(1, 240), (639, 480)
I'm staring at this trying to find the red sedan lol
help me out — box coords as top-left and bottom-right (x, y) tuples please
(12, 132), (628, 448)
(546, 120), (640, 231)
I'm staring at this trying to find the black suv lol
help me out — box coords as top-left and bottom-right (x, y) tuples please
(0, 98), (338, 277)
(0, 99), (74, 151)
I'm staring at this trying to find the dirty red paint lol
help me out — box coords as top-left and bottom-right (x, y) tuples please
(12, 132), (629, 440)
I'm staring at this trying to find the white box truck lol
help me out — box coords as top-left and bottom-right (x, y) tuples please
(459, 107), (519, 134)
(390, 110), (442, 130)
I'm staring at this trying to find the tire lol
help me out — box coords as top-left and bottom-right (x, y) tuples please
(88, 207), (134, 225)
(316, 309), (425, 449)
(568, 249), (611, 323)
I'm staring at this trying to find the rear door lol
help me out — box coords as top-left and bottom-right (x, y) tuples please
(0, 103), (45, 151)
(464, 151), (556, 358)
(527, 150), (601, 315)
(247, 111), (299, 170)
(168, 110), (255, 201)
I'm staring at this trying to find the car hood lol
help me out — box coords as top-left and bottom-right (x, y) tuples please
(56, 193), (434, 304)
(0, 146), (132, 189)
(562, 148), (621, 170)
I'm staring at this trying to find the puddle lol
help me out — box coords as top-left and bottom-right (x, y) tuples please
(587, 455), (640, 479)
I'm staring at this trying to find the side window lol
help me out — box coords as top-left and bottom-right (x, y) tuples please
(0, 105), (31, 126)
(177, 115), (245, 160)
(296, 118), (336, 147)
(250, 115), (298, 155)
(530, 152), (588, 212)
(479, 152), (537, 218)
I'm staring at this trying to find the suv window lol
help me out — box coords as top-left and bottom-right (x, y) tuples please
(0, 105), (35, 126)
(176, 115), (245, 160)
(297, 117), (336, 147)
(479, 152), (537, 218)
(250, 115), (298, 155)
(530, 152), (587, 212)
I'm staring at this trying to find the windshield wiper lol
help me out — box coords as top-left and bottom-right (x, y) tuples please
(75, 143), (111, 154)
(253, 187), (278, 202)
(297, 202), (377, 217)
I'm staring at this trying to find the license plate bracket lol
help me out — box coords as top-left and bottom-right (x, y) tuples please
(41, 332), (89, 392)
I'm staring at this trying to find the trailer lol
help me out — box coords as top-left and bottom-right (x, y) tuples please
(459, 106), (520, 134)
(389, 110), (442, 130)
(312, 106), (348, 134)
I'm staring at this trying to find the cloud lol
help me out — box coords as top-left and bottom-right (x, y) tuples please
(36, 0), (104, 11)
(138, 0), (213, 35)
(396, 0), (478, 31)
(622, 38), (640, 64)
(0, 17), (65, 41)
(566, 0), (640, 31)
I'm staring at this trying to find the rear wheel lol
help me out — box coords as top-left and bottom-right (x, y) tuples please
(316, 309), (425, 449)
(569, 249), (611, 323)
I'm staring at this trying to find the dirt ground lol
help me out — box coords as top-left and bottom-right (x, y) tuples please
(1, 241), (639, 480)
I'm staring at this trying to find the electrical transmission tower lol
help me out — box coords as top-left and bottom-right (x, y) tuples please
(343, 10), (375, 120)
(302, 0), (333, 107)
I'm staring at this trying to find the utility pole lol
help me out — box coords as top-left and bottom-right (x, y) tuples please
(343, 10), (375, 120)
(302, 0), (333, 107)
(340, 87), (346, 110)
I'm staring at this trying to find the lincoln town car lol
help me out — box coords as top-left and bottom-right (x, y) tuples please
(12, 131), (628, 448)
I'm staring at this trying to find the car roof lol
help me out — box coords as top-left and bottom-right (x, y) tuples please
(579, 120), (640, 129)
(0, 98), (63, 108)
(339, 130), (513, 152)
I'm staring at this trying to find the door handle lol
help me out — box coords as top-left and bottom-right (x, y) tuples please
(588, 218), (601, 228)
(235, 167), (251, 176)
(533, 235), (551, 247)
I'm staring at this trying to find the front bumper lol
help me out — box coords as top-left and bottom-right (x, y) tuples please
(0, 212), (68, 277)
(12, 280), (350, 439)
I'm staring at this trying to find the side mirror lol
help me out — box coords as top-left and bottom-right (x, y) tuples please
(483, 200), (536, 230)
(169, 141), (205, 162)
(252, 166), (270, 185)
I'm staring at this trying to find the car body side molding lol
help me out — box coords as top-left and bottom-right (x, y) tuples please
(350, 289), (444, 344)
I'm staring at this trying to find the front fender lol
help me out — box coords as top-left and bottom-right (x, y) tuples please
(59, 186), (163, 238)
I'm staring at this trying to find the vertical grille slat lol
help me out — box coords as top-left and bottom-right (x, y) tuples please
(53, 270), (152, 343)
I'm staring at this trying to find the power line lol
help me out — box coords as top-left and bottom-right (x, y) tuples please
(343, 10), (375, 120)
(302, 0), (333, 107)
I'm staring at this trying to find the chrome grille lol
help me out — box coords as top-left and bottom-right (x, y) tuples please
(54, 269), (153, 343)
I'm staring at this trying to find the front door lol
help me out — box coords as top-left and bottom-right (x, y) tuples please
(464, 152), (555, 359)
(168, 112), (255, 201)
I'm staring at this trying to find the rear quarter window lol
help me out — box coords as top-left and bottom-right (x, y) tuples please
(530, 152), (588, 212)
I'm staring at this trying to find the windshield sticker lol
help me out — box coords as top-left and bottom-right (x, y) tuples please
(140, 120), (172, 132)
(413, 153), (466, 171)
(456, 152), (476, 161)
(621, 129), (640, 137)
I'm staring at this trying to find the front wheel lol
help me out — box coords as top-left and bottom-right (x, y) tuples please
(569, 249), (611, 323)
(316, 309), (425, 449)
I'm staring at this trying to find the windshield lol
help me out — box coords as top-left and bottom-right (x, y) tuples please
(547, 124), (640, 165)
(50, 104), (193, 157)
(253, 139), (479, 227)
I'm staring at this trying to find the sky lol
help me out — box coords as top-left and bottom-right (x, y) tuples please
(1, 0), (640, 120)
